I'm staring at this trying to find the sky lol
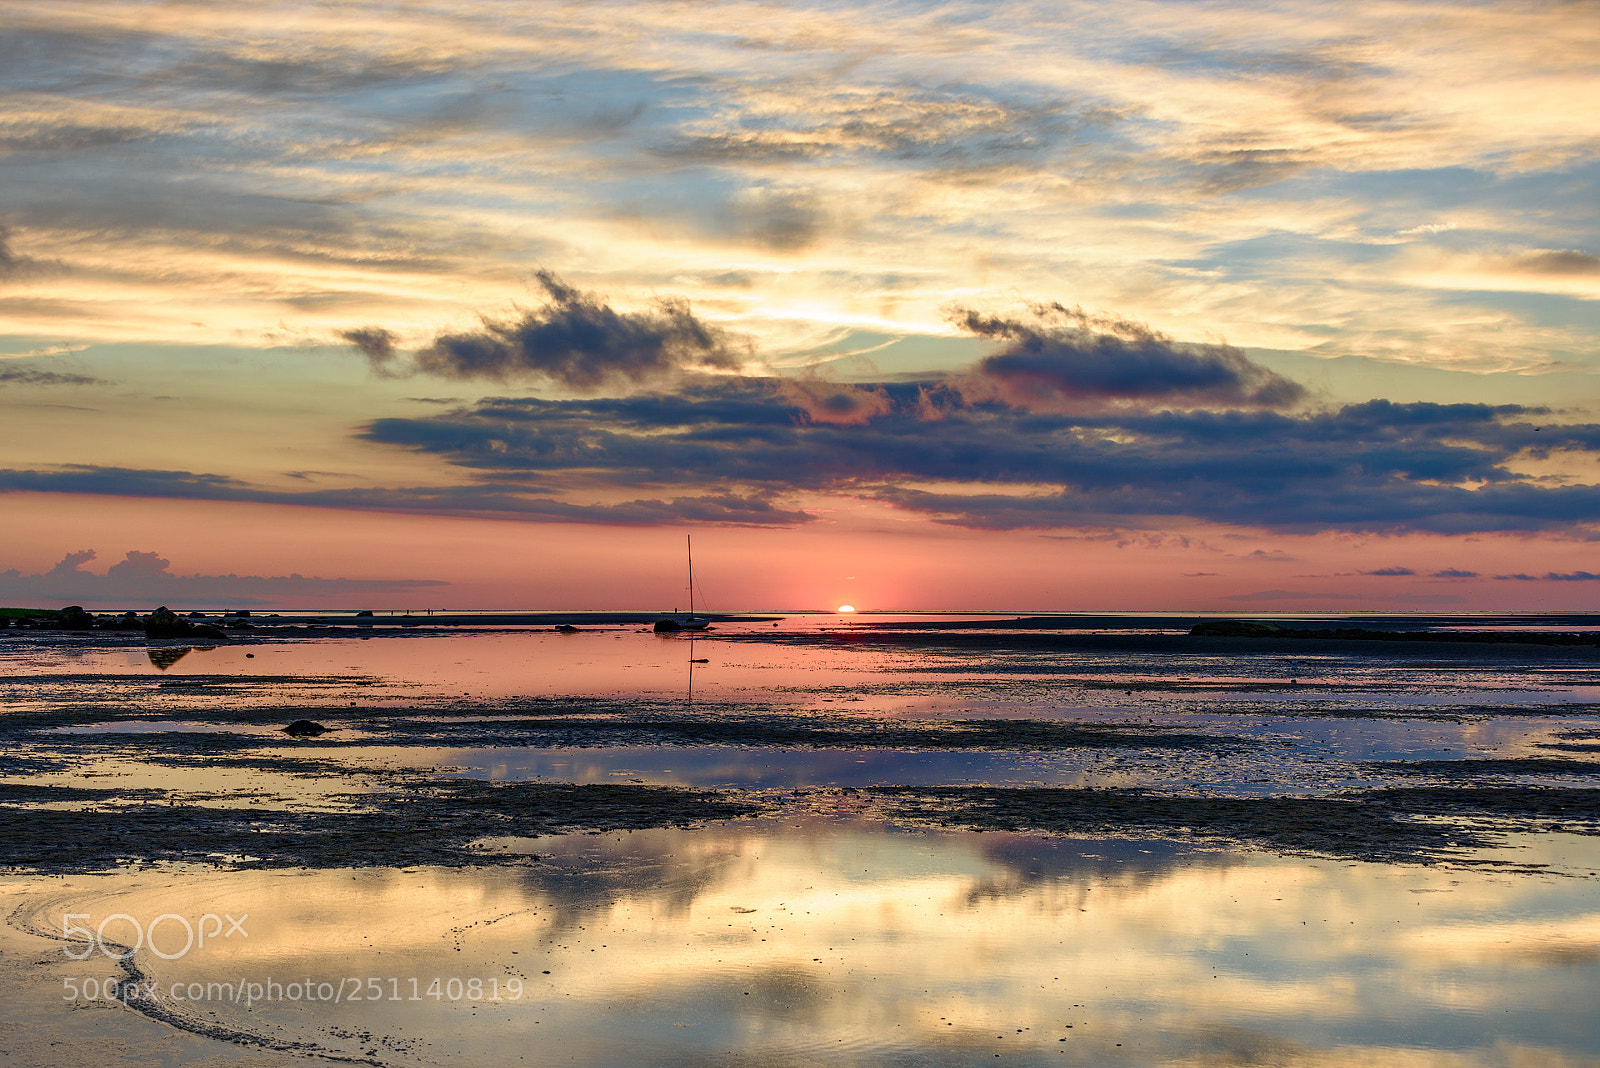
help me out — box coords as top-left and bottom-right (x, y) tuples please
(2, 0), (1599, 612)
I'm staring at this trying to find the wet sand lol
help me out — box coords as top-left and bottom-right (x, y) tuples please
(3, 620), (1599, 870)
(3, 619), (1599, 1065)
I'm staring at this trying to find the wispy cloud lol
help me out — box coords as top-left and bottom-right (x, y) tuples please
(0, 365), (97, 386)
(0, 0), (1595, 369)
(0, 465), (810, 528)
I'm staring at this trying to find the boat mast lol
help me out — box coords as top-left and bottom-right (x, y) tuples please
(687, 534), (694, 620)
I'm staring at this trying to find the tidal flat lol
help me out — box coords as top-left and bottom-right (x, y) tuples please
(2, 614), (1599, 1066)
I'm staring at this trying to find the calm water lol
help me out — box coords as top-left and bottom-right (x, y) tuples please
(12, 625), (1598, 796)
(3, 620), (1599, 1065)
(7, 821), (1600, 1067)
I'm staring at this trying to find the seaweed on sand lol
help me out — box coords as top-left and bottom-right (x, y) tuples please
(869, 785), (1600, 864)
(0, 782), (766, 872)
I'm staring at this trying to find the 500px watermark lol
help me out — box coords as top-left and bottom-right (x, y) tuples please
(60, 912), (247, 961)
(64, 975), (526, 1006)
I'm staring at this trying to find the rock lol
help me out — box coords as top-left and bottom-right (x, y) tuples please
(143, 606), (229, 641)
(144, 606), (191, 638)
(554, 624), (580, 633)
(57, 605), (96, 630)
(1189, 620), (1287, 637)
(653, 619), (681, 633)
(282, 720), (334, 737)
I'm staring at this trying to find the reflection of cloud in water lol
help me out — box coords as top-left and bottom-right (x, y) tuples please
(972, 832), (1238, 903)
(506, 830), (753, 926)
(16, 821), (1600, 1067)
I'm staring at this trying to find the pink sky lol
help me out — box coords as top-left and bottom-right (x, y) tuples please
(4, 492), (1597, 612)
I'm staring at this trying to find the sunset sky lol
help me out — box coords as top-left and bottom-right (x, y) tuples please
(3, 0), (1599, 611)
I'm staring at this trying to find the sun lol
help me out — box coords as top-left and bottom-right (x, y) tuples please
(836, 604), (856, 613)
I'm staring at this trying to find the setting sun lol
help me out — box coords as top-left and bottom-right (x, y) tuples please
(836, 604), (856, 613)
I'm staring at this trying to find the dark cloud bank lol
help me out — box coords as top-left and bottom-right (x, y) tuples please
(11, 277), (1600, 541)
(340, 270), (746, 389)
(0, 550), (446, 607)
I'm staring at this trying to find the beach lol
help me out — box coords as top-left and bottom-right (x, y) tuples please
(3, 614), (1598, 1065)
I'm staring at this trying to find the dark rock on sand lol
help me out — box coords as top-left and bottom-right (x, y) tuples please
(57, 605), (97, 630)
(554, 624), (580, 633)
(283, 720), (335, 737)
(144, 606), (230, 640)
(144, 606), (190, 638)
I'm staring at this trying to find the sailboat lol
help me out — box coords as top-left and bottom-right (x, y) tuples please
(654, 535), (712, 633)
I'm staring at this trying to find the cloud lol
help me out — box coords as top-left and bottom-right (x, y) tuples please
(338, 325), (401, 374)
(0, 465), (810, 528)
(1546, 571), (1600, 581)
(952, 303), (1306, 412)
(11, 373), (1600, 538)
(1508, 250), (1600, 276)
(0, 366), (98, 386)
(0, 225), (61, 282)
(1399, 247), (1600, 302)
(1362, 567), (1415, 576)
(776, 377), (894, 425)
(1430, 568), (1478, 578)
(343, 272), (749, 390)
(653, 84), (1108, 176)
(0, 549), (448, 607)
(3, 0), (1598, 377)
(728, 186), (828, 251)
(351, 385), (1600, 535)
(0, 226), (23, 277)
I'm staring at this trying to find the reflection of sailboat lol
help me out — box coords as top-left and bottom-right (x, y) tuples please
(684, 638), (711, 705)
(654, 535), (712, 633)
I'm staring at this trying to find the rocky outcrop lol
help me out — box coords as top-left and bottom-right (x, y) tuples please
(56, 605), (96, 630)
(143, 606), (229, 641)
